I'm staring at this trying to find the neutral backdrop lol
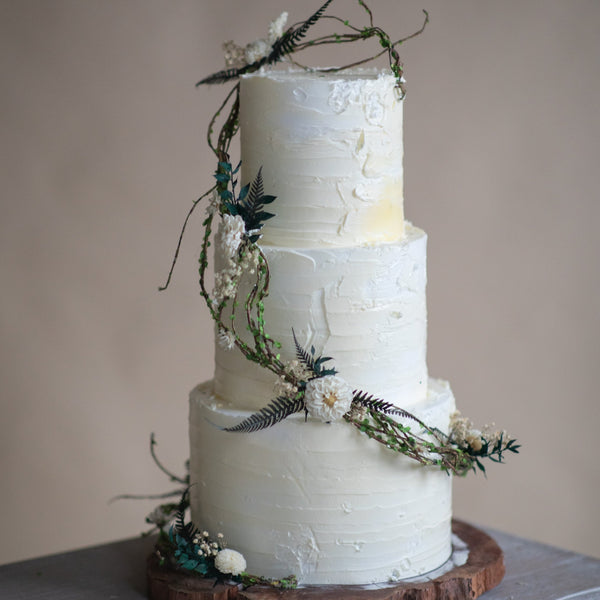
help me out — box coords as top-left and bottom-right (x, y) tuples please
(1, 0), (599, 565)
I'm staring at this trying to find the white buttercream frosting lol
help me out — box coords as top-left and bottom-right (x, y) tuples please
(240, 69), (404, 247)
(214, 223), (428, 411)
(189, 69), (456, 585)
(189, 379), (455, 585)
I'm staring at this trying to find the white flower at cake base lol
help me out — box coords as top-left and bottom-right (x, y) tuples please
(217, 213), (246, 260)
(304, 375), (354, 422)
(214, 548), (247, 576)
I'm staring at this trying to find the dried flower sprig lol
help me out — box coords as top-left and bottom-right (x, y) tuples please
(196, 0), (429, 97)
(222, 339), (520, 477)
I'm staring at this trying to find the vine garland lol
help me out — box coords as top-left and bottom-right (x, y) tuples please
(161, 0), (520, 478)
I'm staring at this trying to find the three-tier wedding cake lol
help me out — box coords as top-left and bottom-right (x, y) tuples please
(189, 69), (456, 585)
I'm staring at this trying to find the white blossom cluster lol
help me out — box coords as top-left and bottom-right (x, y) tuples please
(213, 213), (263, 305)
(222, 12), (288, 68)
(212, 248), (262, 306)
(213, 214), (246, 304)
(304, 375), (354, 422)
(286, 358), (311, 381)
(268, 11), (289, 44)
(217, 327), (236, 351)
(217, 213), (245, 258)
(192, 530), (224, 559)
(214, 548), (247, 576)
(213, 265), (242, 304)
(273, 375), (298, 398)
(347, 403), (368, 422)
(206, 189), (219, 216)
(450, 411), (509, 452)
(244, 39), (271, 65)
(273, 358), (313, 397)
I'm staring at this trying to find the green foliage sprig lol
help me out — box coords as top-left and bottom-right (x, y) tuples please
(221, 338), (520, 476)
(222, 167), (277, 243)
(196, 0), (429, 98)
(292, 328), (337, 380)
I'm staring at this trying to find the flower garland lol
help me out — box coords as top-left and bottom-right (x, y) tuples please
(160, 0), (519, 482)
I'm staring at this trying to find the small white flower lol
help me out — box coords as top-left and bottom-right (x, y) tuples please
(239, 245), (260, 273)
(244, 38), (271, 64)
(274, 375), (298, 398)
(214, 548), (247, 576)
(449, 411), (472, 445)
(304, 375), (354, 422)
(217, 214), (246, 260)
(268, 11), (289, 44)
(465, 430), (483, 452)
(222, 40), (246, 69)
(348, 404), (368, 422)
(213, 266), (242, 303)
(206, 189), (219, 216)
(285, 359), (311, 381)
(222, 10), (287, 70)
(218, 328), (236, 351)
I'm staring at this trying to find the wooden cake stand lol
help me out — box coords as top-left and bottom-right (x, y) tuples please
(147, 519), (505, 600)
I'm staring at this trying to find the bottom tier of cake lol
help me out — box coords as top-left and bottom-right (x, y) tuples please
(189, 379), (455, 585)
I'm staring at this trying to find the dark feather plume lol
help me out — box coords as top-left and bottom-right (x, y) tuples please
(197, 63), (255, 86)
(292, 328), (315, 372)
(352, 390), (429, 429)
(224, 395), (305, 433)
(173, 489), (199, 541)
(197, 0), (334, 86)
(268, 0), (335, 62)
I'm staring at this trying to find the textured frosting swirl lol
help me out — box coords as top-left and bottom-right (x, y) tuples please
(190, 379), (454, 585)
(214, 224), (428, 411)
(240, 68), (404, 247)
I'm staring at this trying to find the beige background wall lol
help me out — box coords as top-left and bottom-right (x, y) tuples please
(1, 0), (599, 565)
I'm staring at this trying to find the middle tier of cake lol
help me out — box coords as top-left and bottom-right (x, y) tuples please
(214, 223), (428, 412)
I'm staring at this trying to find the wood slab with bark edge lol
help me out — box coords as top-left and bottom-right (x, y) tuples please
(147, 519), (505, 600)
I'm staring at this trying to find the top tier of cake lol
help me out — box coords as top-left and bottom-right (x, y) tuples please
(240, 69), (404, 247)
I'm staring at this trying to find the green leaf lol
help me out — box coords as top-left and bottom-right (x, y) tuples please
(182, 558), (199, 570)
(238, 182), (250, 202)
